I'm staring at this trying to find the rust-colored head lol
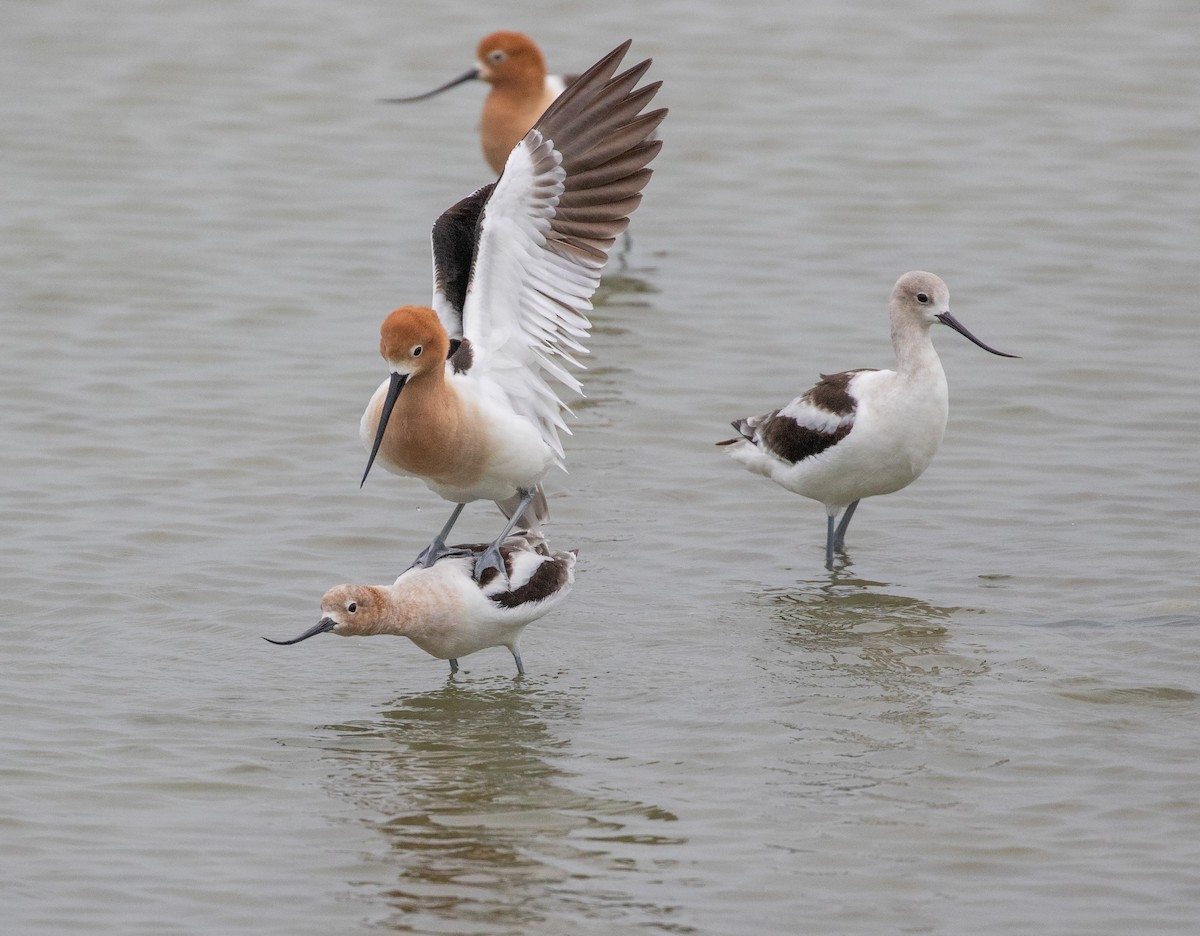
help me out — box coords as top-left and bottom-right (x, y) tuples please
(378, 305), (450, 373)
(475, 31), (547, 90)
(360, 306), (452, 488)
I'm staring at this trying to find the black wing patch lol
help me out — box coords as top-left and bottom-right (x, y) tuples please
(807, 370), (865, 416)
(719, 369), (873, 465)
(431, 183), (494, 335)
(495, 554), (571, 609)
(757, 411), (852, 464)
(470, 539), (571, 609)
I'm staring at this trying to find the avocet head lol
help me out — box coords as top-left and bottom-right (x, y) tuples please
(475, 31), (547, 88)
(378, 33), (546, 105)
(893, 271), (1019, 358)
(361, 306), (450, 487)
(262, 585), (381, 645)
(378, 305), (448, 375)
(892, 271), (951, 323)
(314, 585), (383, 637)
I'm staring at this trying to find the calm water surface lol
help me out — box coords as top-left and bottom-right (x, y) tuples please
(2, 0), (1199, 933)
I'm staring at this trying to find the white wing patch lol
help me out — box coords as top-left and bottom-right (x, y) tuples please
(460, 131), (597, 464)
(777, 396), (856, 435)
(448, 41), (663, 468)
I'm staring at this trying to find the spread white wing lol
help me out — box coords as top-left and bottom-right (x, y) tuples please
(437, 40), (665, 465)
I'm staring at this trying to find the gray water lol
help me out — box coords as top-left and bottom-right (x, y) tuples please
(3, 0), (1199, 933)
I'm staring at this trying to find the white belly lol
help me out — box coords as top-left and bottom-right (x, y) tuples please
(768, 369), (949, 508)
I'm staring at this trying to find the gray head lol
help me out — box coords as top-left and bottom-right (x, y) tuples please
(891, 271), (1019, 357)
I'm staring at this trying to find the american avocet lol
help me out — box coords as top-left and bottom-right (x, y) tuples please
(265, 533), (576, 675)
(361, 41), (664, 580)
(718, 271), (1018, 569)
(382, 31), (576, 174)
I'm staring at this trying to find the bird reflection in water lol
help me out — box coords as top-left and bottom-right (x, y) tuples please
(317, 683), (684, 930)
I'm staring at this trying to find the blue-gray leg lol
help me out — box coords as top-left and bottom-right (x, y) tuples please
(511, 646), (525, 676)
(473, 488), (536, 581)
(413, 503), (466, 569)
(833, 500), (860, 551)
(825, 500), (861, 568)
(449, 658), (459, 675)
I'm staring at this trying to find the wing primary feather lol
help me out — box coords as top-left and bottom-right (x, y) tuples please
(560, 138), (663, 189)
(454, 40), (665, 468)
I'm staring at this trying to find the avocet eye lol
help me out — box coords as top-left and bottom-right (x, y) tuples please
(488, 50), (506, 63)
(346, 602), (357, 613)
(916, 293), (929, 303)
(411, 345), (423, 357)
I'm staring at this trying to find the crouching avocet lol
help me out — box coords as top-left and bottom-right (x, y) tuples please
(265, 533), (576, 675)
(718, 271), (1018, 569)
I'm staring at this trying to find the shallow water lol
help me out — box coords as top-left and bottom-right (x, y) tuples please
(3, 0), (1199, 933)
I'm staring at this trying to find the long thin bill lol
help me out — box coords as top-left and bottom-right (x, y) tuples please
(936, 312), (1020, 358)
(379, 68), (480, 103)
(361, 371), (407, 487)
(263, 617), (336, 646)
